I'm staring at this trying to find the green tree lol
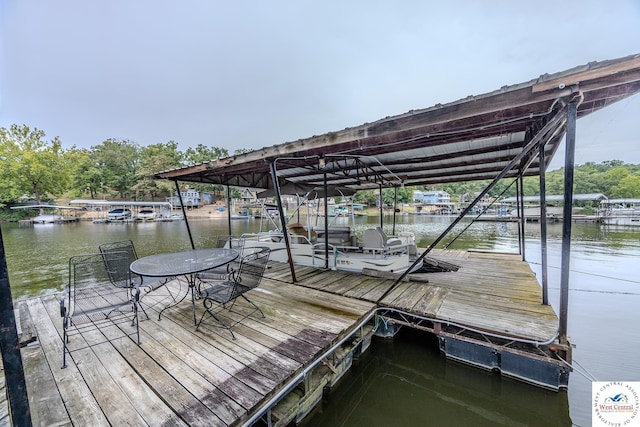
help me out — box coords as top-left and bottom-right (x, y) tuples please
(91, 139), (141, 199)
(353, 189), (378, 207)
(381, 186), (413, 205)
(68, 148), (104, 198)
(133, 142), (184, 200)
(0, 124), (70, 204)
(609, 175), (640, 198)
(183, 144), (228, 164)
(182, 144), (229, 198)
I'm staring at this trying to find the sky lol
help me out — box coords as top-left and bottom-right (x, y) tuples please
(1, 0), (639, 171)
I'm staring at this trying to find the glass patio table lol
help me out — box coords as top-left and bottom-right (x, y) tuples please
(130, 248), (238, 325)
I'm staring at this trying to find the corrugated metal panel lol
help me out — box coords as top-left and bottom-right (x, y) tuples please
(154, 54), (640, 189)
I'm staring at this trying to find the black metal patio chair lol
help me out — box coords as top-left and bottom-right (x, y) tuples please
(60, 251), (140, 368)
(195, 247), (270, 339)
(197, 235), (247, 280)
(99, 240), (176, 319)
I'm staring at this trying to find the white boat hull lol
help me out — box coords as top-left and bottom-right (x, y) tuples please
(32, 214), (64, 224)
(601, 215), (640, 226)
(240, 233), (420, 274)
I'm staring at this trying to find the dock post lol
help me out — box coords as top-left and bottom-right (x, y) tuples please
(515, 177), (522, 255)
(270, 161), (297, 282)
(226, 185), (232, 238)
(539, 142), (549, 305)
(559, 99), (578, 344)
(0, 228), (33, 426)
(174, 180), (195, 250)
(518, 174), (526, 261)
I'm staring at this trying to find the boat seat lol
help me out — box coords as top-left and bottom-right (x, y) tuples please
(362, 228), (385, 249)
(398, 231), (418, 256)
(375, 226), (401, 246)
(313, 226), (352, 245)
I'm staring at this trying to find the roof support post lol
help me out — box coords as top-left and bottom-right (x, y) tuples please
(225, 184), (232, 240)
(518, 173), (526, 261)
(514, 175), (521, 254)
(323, 169), (329, 269)
(379, 185), (383, 229)
(539, 143), (550, 305)
(270, 161), (297, 282)
(559, 100), (578, 344)
(392, 186), (398, 236)
(174, 180), (195, 250)
(0, 228), (32, 427)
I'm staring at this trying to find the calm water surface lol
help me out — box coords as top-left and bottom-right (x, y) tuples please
(2, 216), (639, 426)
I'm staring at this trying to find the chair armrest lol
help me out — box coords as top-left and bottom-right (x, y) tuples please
(60, 284), (69, 317)
(132, 284), (141, 302)
(60, 295), (66, 317)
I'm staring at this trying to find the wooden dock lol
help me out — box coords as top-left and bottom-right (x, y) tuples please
(5, 249), (566, 426)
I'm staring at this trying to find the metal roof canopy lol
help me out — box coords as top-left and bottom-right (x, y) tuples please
(502, 193), (608, 203)
(155, 54), (640, 191)
(10, 205), (81, 210)
(69, 200), (173, 208)
(150, 54), (640, 355)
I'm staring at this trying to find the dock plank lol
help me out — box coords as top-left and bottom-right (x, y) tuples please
(15, 249), (561, 426)
(25, 297), (110, 427)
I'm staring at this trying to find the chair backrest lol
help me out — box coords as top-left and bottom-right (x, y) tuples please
(362, 228), (384, 248)
(68, 252), (131, 317)
(99, 240), (138, 260)
(375, 226), (389, 242)
(99, 240), (138, 287)
(216, 236), (246, 254)
(234, 247), (270, 290)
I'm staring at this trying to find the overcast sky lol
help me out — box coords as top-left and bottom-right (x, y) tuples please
(1, 1), (639, 170)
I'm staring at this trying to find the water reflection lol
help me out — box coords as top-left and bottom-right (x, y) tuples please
(2, 216), (639, 426)
(304, 329), (571, 427)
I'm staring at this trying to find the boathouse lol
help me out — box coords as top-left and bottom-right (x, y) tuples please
(2, 53), (640, 426)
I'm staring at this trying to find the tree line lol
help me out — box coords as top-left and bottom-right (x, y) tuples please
(0, 124), (232, 209)
(2, 124), (639, 215)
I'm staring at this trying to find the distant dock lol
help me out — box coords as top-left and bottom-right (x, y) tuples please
(8, 249), (567, 426)
(18, 218), (79, 226)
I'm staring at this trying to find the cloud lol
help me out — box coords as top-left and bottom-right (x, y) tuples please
(1, 0), (639, 169)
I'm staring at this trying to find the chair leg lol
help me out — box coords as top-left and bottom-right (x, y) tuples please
(133, 301), (140, 345)
(240, 294), (265, 318)
(196, 299), (236, 339)
(62, 328), (68, 369)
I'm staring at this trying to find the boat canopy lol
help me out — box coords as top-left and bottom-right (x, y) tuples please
(256, 183), (356, 199)
(153, 54), (640, 192)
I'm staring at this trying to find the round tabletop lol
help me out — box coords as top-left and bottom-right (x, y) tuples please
(130, 248), (238, 277)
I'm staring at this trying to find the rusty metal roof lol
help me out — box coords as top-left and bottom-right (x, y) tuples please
(155, 53), (640, 190)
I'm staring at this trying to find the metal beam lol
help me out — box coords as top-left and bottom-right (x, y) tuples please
(559, 100), (578, 344)
(539, 143), (550, 305)
(518, 174), (526, 261)
(0, 228), (33, 426)
(323, 169), (329, 269)
(270, 161), (297, 282)
(226, 184), (232, 239)
(174, 180), (195, 250)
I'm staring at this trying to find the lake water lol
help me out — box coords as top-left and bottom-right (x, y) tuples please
(2, 215), (639, 426)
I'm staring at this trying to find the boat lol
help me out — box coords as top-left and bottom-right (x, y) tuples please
(600, 199), (640, 226)
(154, 213), (184, 222)
(230, 213), (250, 220)
(227, 187), (423, 274)
(238, 226), (422, 274)
(32, 214), (64, 224)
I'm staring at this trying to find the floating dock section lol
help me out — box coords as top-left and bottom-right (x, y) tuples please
(8, 249), (568, 426)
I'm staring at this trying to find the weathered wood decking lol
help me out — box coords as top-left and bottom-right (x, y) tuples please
(7, 249), (560, 426)
(275, 249), (558, 342)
